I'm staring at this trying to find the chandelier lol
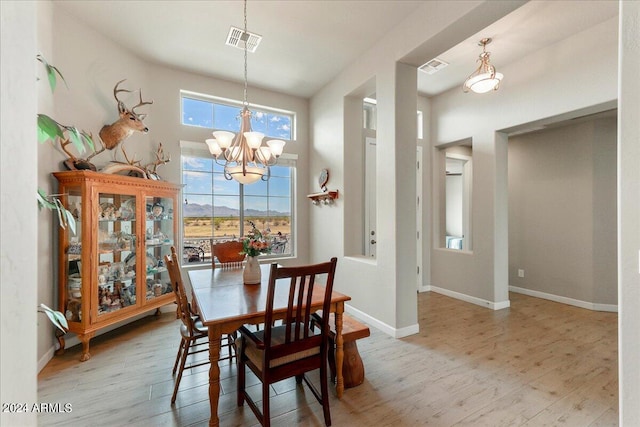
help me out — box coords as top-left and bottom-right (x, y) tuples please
(462, 38), (504, 94)
(205, 0), (286, 184)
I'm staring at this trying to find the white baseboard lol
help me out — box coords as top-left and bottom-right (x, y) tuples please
(418, 284), (431, 293)
(429, 286), (511, 311)
(509, 286), (618, 312)
(38, 346), (56, 373)
(345, 304), (420, 338)
(38, 304), (176, 372)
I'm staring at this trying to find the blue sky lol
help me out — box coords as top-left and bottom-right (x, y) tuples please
(182, 97), (292, 140)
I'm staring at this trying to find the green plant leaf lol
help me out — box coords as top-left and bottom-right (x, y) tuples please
(37, 54), (67, 93)
(68, 127), (86, 155)
(80, 131), (95, 151)
(37, 114), (63, 143)
(36, 188), (56, 210)
(64, 207), (77, 235)
(39, 303), (68, 333)
(54, 198), (66, 230)
(46, 66), (57, 92)
(46, 64), (68, 92)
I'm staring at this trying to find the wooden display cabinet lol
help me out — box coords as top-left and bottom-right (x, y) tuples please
(53, 170), (180, 361)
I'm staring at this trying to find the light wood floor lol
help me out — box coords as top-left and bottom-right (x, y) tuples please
(38, 292), (618, 426)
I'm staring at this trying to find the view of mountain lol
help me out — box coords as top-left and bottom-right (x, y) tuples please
(182, 203), (289, 218)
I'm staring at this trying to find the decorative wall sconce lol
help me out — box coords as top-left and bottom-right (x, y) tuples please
(307, 169), (339, 205)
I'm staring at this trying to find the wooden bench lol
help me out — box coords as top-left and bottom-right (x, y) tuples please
(318, 311), (370, 388)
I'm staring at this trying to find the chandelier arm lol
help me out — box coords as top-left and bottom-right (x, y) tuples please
(261, 166), (271, 181)
(213, 155), (229, 167)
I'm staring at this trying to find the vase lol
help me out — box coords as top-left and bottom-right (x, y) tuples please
(243, 256), (261, 285)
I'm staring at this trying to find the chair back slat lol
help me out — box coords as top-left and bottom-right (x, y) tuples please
(263, 258), (337, 358)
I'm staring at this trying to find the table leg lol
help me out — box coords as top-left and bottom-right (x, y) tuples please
(335, 303), (345, 398)
(208, 325), (222, 427)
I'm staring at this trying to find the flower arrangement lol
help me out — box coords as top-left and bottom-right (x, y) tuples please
(241, 221), (272, 257)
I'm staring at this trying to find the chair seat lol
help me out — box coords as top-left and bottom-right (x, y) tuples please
(240, 324), (321, 369)
(180, 319), (208, 338)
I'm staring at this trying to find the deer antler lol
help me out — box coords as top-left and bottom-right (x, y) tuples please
(113, 79), (132, 114)
(121, 143), (142, 166)
(59, 132), (104, 171)
(131, 90), (153, 118)
(145, 143), (171, 174)
(59, 137), (78, 161)
(85, 133), (106, 161)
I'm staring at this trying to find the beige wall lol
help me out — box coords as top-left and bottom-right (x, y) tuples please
(508, 117), (617, 307)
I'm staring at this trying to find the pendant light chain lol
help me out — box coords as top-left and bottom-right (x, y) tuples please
(243, 0), (248, 107)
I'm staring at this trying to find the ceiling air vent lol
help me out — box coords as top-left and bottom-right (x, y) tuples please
(419, 58), (449, 75)
(226, 26), (262, 53)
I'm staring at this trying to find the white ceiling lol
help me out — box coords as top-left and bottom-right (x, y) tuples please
(54, 0), (618, 99)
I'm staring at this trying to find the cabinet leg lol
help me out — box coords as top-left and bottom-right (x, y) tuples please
(78, 332), (95, 362)
(54, 328), (66, 356)
(154, 308), (161, 317)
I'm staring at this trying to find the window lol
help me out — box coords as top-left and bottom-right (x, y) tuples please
(181, 152), (295, 265)
(181, 93), (293, 140)
(180, 92), (296, 265)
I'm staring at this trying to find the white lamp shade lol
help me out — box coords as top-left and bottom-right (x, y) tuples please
(205, 139), (222, 156)
(225, 165), (265, 185)
(266, 139), (286, 157)
(256, 146), (272, 163)
(244, 131), (265, 150)
(212, 131), (235, 149)
(464, 72), (503, 93)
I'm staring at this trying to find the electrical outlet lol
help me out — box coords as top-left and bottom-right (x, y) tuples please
(518, 269), (525, 278)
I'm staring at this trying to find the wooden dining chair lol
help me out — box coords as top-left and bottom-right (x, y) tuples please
(236, 257), (338, 427)
(210, 239), (245, 269)
(165, 247), (235, 404)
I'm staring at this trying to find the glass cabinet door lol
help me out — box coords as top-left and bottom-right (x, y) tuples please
(64, 188), (83, 324)
(143, 196), (174, 302)
(97, 192), (137, 317)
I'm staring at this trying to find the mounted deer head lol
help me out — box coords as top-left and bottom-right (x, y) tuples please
(99, 79), (153, 151)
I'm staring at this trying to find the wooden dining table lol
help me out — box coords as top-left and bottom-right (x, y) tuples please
(188, 264), (351, 427)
